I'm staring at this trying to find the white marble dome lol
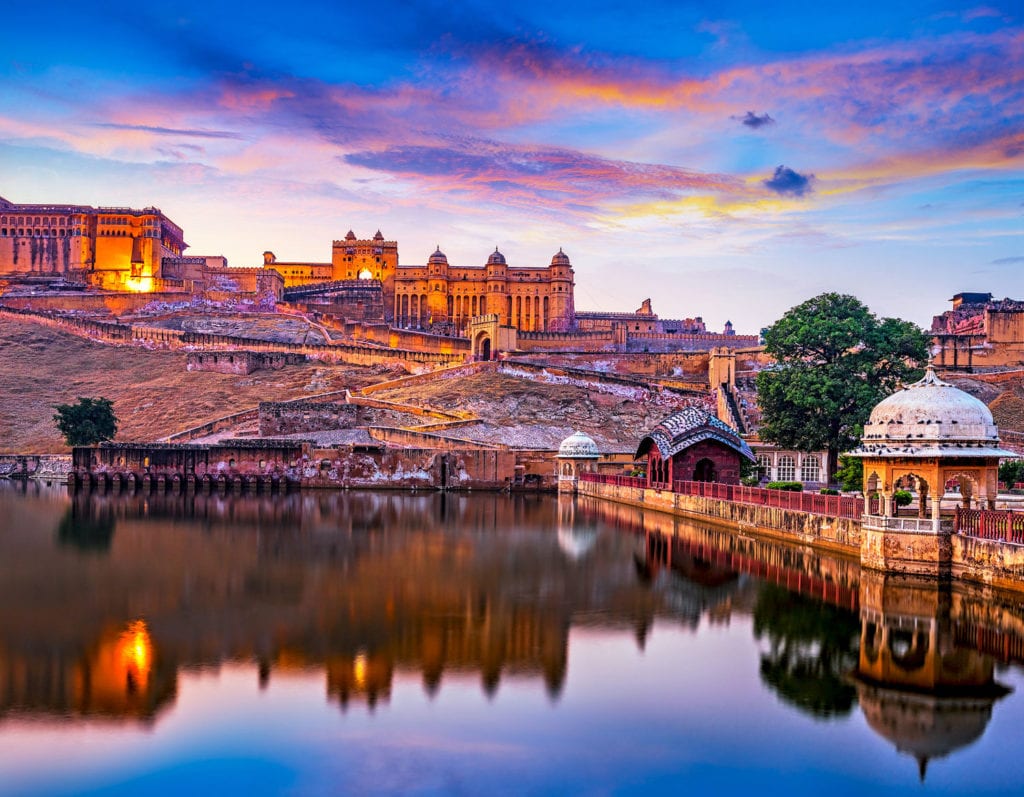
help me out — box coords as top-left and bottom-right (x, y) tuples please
(558, 430), (600, 459)
(854, 366), (1013, 458)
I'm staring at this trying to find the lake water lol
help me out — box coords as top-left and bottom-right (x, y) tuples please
(2, 483), (1024, 796)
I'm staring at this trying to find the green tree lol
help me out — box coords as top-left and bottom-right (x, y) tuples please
(999, 459), (1024, 487)
(53, 397), (118, 446)
(834, 455), (864, 493)
(755, 293), (929, 482)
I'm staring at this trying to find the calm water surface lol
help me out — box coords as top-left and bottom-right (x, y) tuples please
(2, 483), (1024, 796)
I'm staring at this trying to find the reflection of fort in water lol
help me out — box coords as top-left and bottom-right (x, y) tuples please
(2, 486), (1024, 776)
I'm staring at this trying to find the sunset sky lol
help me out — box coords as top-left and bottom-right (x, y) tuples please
(1, 1), (1021, 330)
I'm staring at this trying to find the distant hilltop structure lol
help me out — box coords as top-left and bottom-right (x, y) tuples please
(0, 195), (186, 292)
(931, 292), (1024, 371)
(0, 195), (757, 353)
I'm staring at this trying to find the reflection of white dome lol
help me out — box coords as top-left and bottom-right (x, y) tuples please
(558, 527), (597, 560)
(853, 366), (1015, 458)
(558, 430), (600, 459)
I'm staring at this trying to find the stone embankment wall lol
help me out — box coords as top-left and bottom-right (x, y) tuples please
(259, 401), (365, 436)
(186, 351), (306, 375)
(499, 360), (705, 405)
(952, 535), (1024, 592)
(0, 291), (190, 315)
(302, 447), (524, 490)
(0, 307), (464, 367)
(72, 441), (555, 492)
(332, 321), (472, 355)
(365, 427), (502, 450)
(580, 479), (1024, 593)
(0, 454), (72, 480)
(578, 480), (861, 555)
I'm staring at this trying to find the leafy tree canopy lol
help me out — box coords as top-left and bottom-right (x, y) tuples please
(53, 397), (118, 447)
(834, 456), (864, 493)
(755, 293), (929, 480)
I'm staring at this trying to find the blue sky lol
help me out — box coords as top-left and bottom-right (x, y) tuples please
(1, 1), (1021, 329)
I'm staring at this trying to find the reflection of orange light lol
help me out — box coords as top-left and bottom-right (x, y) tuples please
(117, 619), (153, 691)
(124, 276), (154, 293)
(353, 652), (368, 689)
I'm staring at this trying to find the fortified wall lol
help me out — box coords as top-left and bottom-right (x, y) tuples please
(186, 351), (306, 375)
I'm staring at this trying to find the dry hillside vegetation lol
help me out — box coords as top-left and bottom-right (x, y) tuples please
(990, 390), (1024, 433)
(0, 317), (387, 452)
(371, 370), (685, 445)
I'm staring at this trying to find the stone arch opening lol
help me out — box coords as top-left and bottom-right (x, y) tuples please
(474, 332), (492, 360)
(693, 458), (716, 483)
(895, 471), (932, 518)
(945, 471), (980, 509)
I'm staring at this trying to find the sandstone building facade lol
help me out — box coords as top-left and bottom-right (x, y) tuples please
(931, 292), (1024, 370)
(266, 233), (575, 334)
(0, 196), (186, 291)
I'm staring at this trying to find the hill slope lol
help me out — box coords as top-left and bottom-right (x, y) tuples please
(0, 317), (385, 453)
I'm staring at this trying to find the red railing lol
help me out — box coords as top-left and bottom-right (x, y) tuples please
(581, 473), (647, 489)
(955, 507), (1024, 544)
(580, 472), (873, 520)
(672, 480), (869, 520)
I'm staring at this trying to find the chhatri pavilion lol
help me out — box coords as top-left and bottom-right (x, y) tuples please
(849, 365), (1016, 575)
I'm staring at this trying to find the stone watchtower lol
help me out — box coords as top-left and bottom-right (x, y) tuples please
(849, 366), (1015, 576)
(556, 431), (601, 493)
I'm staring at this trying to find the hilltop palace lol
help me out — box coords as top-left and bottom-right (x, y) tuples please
(0, 196), (751, 352)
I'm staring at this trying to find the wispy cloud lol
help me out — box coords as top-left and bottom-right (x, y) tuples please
(89, 123), (245, 140)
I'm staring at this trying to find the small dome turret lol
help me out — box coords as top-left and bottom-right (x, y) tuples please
(558, 430), (600, 459)
(345, 230), (356, 241)
(551, 248), (571, 267)
(487, 248), (506, 266)
(373, 230), (384, 241)
(428, 246), (448, 265)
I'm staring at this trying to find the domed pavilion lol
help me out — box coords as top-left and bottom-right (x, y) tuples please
(635, 407), (754, 488)
(556, 430), (601, 493)
(848, 365), (1016, 574)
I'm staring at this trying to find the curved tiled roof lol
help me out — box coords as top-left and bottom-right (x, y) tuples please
(635, 407), (754, 461)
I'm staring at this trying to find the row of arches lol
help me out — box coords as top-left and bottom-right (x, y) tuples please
(864, 469), (994, 517)
(394, 291), (555, 332)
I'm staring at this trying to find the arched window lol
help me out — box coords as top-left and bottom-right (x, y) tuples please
(777, 455), (796, 481)
(801, 455), (821, 483)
